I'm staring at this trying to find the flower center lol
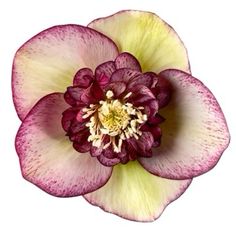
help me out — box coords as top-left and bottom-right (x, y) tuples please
(62, 52), (172, 166)
(84, 90), (147, 153)
(98, 99), (130, 135)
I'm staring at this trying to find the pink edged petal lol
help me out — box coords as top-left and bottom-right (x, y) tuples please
(12, 25), (119, 120)
(84, 161), (191, 222)
(16, 93), (112, 197)
(139, 70), (230, 179)
(73, 68), (93, 87)
(115, 52), (142, 71)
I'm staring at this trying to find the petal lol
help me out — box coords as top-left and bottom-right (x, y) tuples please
(88, 10), (190, 73)
(84, 161), (191, 222)
(15, 93), (112, 197)
(127, 73), (154, 89)
(128, 85), (155, 106)
(139, 70), (230, 179)
(106, 82), (126, 98)
(95, 61), (116, 83)
(61, 107), (79, 132)
(13, 25), (119, 120)
(153, 75), (172, 108)
(115, 52), (141, 71)
(97, 155), (121, 167)
(127, 132), (154, 157)
(80, 82), (104, 105)
(73, 68), (93, 87)
(110, 68), (140, 84)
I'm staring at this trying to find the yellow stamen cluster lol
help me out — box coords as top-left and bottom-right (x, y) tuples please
(84, 90), (147, 153)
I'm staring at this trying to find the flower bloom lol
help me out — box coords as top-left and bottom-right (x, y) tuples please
(12, 10), (230, 222)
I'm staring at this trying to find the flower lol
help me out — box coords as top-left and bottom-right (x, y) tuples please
(12, 10), (230, 222)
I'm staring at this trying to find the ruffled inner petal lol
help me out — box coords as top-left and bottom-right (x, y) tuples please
(115, 52), (142, 71)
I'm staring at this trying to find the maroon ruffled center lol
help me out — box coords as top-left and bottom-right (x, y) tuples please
(62, 52), (172, 166)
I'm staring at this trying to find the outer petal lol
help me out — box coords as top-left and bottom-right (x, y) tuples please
(15, 93), (112, 197)
(12, 24), (119, 120)
(139, 70), (230, 179)
(84, 161), (191, 222)
(88, 10), (190, 73)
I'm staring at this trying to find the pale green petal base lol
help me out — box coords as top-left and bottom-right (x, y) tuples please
(84, 161), (191, 222)
(89, 10), (190, 73)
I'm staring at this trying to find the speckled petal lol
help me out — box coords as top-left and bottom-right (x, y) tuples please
(88, 10), (190, 73)
(12, 25), (118, 120)
(84, 161), (191, 222)
(139, 70), (230, 179)
(115, 52), (141, 71)
(15, 93), (112, 197)
(95, 61), (116, 86)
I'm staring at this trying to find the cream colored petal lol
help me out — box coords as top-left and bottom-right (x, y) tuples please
(84, 161), (191, 222)
(89, 10), (190, 73)
(12, 25), (118, 120)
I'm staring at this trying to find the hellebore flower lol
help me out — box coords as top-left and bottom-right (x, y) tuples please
(12, 10), (230, 222)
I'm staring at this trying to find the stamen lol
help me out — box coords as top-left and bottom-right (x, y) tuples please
(83, 91), (147, 153)
(124, 92), (132, 99)
(106, 90), (114, 99)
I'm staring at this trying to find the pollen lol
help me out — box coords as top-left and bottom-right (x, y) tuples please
(84, 90), (147, 153)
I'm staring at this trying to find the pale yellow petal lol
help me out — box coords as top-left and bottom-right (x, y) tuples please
(84, 161), (191, 222)
(89, 10), (190, 73)
(13, 25), (118, 120)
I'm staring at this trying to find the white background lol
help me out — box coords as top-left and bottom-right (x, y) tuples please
(0, 0), (235, 235)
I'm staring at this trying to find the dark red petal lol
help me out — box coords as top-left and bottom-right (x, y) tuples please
(106, 82), (127, 98)
(69, 120), (87, 135)
(61, 107), (79, 132)
(142, 99), (159, 118)
(81, 82), (104, 105)
(117, 145), (129, 164)
(101, 146), (116, 159)
(90, 146), (103, 157)
(66, 86), (84, 102)
(127, 132), (154, 157)
(115, 52), (142, 71)
(148, 114), (165, 125)
(95, 61), (116, 86)
(97, 154), (120, 167)
(128, 85), (156, 106)
(127, 73), (154, 89)
(152, 75), (172, 108)
(110, 68), (141, 84)
(73, 68), (94, 87)
(73, 140), (91, 153)
(150, 126), (162, 139)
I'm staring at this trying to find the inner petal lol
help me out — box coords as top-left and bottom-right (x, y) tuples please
(62, 53), (171, 166)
